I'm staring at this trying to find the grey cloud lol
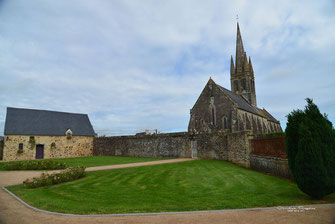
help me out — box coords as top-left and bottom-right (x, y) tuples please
(0, 0), (334, 135)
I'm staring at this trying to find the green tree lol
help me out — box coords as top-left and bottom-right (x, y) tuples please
(285, 98), (335, 199)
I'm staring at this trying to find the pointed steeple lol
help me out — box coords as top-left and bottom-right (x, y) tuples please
(249, 56), (254, 74)
(230, 55), (235, 75)
(230, 21), (257, 106)
(243, 52), (249, 72)
(235, 22), (245, 73)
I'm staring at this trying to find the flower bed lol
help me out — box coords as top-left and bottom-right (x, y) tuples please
(23, 167), (86, 188)
(3, 160), (67, 170)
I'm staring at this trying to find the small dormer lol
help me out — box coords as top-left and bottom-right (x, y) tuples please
(65, 128), (73, 139)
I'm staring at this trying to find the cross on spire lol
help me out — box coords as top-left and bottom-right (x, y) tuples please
(236, 14), (239, 22)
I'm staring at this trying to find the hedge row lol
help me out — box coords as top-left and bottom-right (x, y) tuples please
(3, 160), (67, 170)
(23, 167), (86, 188)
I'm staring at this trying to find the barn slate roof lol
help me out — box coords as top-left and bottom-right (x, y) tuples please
(4, 107), (95, 136)
(216, 84), (279, 123)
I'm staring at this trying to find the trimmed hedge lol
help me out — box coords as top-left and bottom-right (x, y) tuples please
(23, 167), (86, 189)
(3, 160), (67, 170)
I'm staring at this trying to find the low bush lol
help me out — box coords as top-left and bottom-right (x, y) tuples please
(23, 167), (86, 189)
(3, 160), (67, 170)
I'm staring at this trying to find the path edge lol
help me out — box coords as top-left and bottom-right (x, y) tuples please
(2, 186), (335, 217)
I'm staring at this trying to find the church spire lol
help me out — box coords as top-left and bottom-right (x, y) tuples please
(235, 22), (245, 73)
(230, 21), (257, 106)
(230, 55), (235, 75)
(249, 56), (254, 74)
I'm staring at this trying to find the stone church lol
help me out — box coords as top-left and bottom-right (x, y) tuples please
(188, 23), (282, 135)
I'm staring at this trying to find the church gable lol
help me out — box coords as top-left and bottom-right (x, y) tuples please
(188, 78), (237, 133)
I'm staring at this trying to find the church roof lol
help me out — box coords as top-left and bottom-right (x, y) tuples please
(258, 108), (279, 123)
(4, 107), (96, 136)
(217, 84), (279, 123)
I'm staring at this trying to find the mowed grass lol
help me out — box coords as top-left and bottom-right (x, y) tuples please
(0, 156), (167, 170)
(7, 160), (335, 214)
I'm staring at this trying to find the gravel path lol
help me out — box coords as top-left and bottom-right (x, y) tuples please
(0, 158), (334, 224)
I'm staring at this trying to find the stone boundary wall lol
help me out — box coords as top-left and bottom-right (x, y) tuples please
(195, 131), (253, 168)
(251, 136), (286, 158)
(0, 140), (3, 160)
(93, 132), (191, 158)
(250, 154), (293, 180)
(93, 131), (253, 168)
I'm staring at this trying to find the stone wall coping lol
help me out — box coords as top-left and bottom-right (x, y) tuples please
(250, 154), (288, 161)
(252, 136), (285, 141)
(95, 130), (254, 140)
(96, 132), (189, 139)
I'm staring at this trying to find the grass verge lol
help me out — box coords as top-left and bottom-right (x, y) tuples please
(0, 156), (167, 171)
(7, 160), (335, 214)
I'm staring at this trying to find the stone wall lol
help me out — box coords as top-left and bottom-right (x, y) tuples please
(94, 132), (191, 158)
(3, 135), (94, 161)
(195, 131), (253, 168)
(250, 155), (293, 179)
(94, 131), (253, 168)
(0, 139), (3, 160)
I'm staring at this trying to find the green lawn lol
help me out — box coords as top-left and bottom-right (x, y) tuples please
(7, 160), (335, 214)
(0, 156), (167, 170)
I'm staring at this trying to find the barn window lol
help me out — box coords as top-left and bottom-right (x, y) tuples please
(18, 143), (23, 150)
(66, 129), (73, 139)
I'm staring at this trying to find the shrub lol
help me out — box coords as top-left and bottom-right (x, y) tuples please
(3, 160), (67, 170)
(285, 98), (335, 199)
(23, 167), (86, 189)
(294, 124), (333, 199)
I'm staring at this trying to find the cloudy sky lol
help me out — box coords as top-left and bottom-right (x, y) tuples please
(0, 0), (334, 136)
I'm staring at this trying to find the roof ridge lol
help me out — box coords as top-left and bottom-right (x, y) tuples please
(7, 107), (88, 116)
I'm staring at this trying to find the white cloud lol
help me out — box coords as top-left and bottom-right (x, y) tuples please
(0, 0), (334, 135)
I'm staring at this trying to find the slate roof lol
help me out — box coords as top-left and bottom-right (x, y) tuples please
(259, 108), (279, 123)
(216, 84), (279, 123)
(4, 107), (95, 136)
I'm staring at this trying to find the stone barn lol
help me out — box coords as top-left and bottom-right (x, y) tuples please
(2, 107), (95, 161)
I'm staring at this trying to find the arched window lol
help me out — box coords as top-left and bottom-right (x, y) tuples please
(222, 116), (228, 130)
(209, 103), (216, 126)
(234, 80), (239, 92)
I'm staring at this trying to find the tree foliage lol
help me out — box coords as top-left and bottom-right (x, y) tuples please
(285, 98), (335, 199)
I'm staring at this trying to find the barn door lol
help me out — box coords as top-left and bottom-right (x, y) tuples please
(191, 141), (197, 158)
(35, 144), (44, 159)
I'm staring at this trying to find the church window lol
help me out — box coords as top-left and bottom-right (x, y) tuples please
(234, 80), (239, 92)
(241, 79), (246, 90)
(223, 117), (228, 129)
(211, 107), (216, 126)
(209, 103), (216, 126)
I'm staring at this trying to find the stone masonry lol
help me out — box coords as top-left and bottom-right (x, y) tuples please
(94, 131), (253, 168)
(3, 135), (93, 161)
